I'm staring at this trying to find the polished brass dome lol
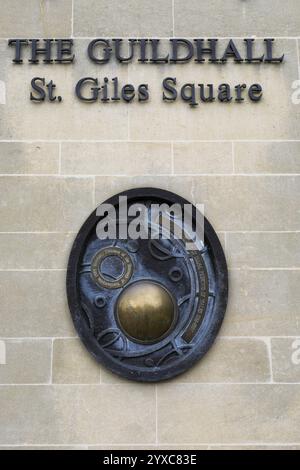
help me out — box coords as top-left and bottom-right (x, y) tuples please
(116, 281), (176, 343)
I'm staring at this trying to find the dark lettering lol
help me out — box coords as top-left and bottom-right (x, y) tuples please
(150, 39), (169, 63)
(29, 39), (53, 64)
(218, 83), (232, 102)
(75, 77), (99, 102)
(8, 39), (28, 63)
(30, 77), (46, 101)
(199, 84), (215, 102)
(170, 39), (193, 63)
(138, 84), (149, 102)
(264, 38), (284, 63)
(181, 83), (198, 107)
(194, 39), (219, 63)
(162, 77), (177, 101)
(55, 39), (74, 63)
(235, 83), (247, 102)
(122, 84), (135, 102)
(88, 39), (111, 64)
(244, 39), (264, 63)
(249, 83), (263, 101)
(113, 39), (136, 63)
(221, 40), (243, 63)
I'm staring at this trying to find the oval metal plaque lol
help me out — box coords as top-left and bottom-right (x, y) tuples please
(66, 188), (228, 382)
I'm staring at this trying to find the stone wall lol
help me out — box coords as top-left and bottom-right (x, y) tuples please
(0, 0), (300, 449)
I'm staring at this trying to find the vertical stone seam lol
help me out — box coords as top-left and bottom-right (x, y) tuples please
(71, 0), (74, 39)
(172, 0), (175, 37)
(155, 384), (158, 444)
(127, 109), (130, 141)
(92, 176), (96, 208)
(50, 338), (54, 384)
(231, 141), (235, 174)
(58, 142), (62, 175)
(265, 337), (274, 383)
(127, 63), (130, 140)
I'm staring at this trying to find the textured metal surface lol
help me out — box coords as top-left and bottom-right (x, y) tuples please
(66, 188), (228, 382)
(117, 280), (176, 344)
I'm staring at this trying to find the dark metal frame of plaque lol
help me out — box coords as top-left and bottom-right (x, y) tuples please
(66, 188), (228, 382)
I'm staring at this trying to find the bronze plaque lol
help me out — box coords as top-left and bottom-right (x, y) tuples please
(66, 188), (228, 382)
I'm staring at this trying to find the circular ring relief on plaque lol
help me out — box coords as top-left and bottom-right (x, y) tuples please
(66, 188), (228, 382)
(91, 246), (133, 289)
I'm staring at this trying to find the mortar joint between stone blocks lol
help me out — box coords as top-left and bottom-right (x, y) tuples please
(58, 142), (62, 175)
(172, 0), (175, 37)
(232, 141), (235, 174)
(71, 0), (74, 39)
(265, 337), (274, 383)
(92, 176), (96, 208)
(155, 384), (158, 445)
(50, 338), (54, 385)
(171, 141), (174, 175)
